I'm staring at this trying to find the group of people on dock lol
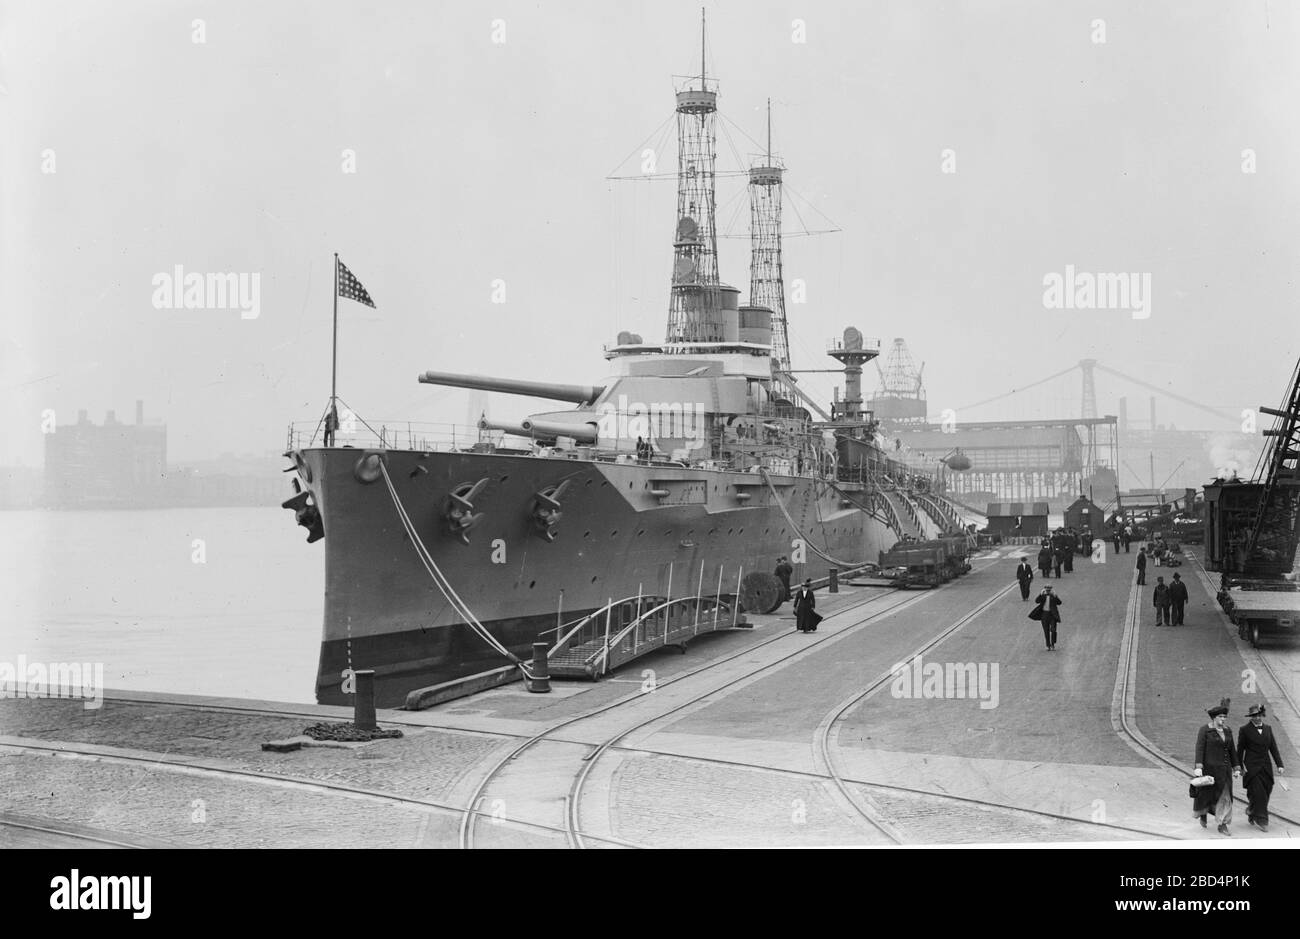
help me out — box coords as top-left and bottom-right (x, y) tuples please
(1017, 528), (1089, 651)
(1135, 543), (1188, 625)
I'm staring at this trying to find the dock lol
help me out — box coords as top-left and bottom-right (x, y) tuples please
(3, 542), (1298, 848)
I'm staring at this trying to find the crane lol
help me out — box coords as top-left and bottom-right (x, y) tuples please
(1241, 358), (1300, 576)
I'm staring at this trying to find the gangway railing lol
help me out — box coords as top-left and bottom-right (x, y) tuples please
(546, 593), (741, 678)
(915, 491), (965, 533)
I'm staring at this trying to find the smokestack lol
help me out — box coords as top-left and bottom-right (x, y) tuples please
(1149, 396), (1156, 431)
(105, 410), (116, 424)
(77, 409), (88, 424)
(136, 400), (144, 425)
(1118, 396), (1127, 435)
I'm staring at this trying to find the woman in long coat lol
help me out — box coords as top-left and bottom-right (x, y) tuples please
(793, 579), (821, 633)
(1193, 698), (1241, 834)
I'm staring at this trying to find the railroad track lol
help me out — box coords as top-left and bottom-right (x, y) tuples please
(0, 812), (171, 849)
(559, 566), (1176, 845)
(0, 736), (635, 848)
(804, 578), (1183, 844)
(1111, 565), (1300, 833)
(597, 744), (1181, 842)
(810, 581), (1015, 844)
(462, 582), (933, 848)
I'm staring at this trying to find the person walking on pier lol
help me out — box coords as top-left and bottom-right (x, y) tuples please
(1123, 526), (1133, 553)
(774, 556), (793, 602)
(1061, 540), (1074, 574)
(1169, 572), (1189, 626)
(1237, 705), (1285, 832)
(1015, 557), (1035, 600)
(1052, 545), (1063, 578)
(1037, 544), (1053, 578)
(1112, 529), (1121, 555)
(1029, 584), (1062, 650)
(793, 579), (821, 633)
(1153, 576), (1172, 626)
(1135, 548), (1147, 586)
(1193, 698), (1241, 835)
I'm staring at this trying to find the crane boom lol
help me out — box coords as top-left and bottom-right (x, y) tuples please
(1242, 358), (1300, 575)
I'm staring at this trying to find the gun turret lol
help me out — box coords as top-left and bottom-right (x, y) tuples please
(420, 370), (605, 405)
(479, 416), (598, 444)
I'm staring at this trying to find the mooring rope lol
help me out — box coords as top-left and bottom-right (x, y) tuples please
(378, 461), (530, 676)
(758, 468), (861, 568)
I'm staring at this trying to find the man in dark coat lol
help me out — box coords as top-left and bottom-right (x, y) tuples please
(1037, 544), (1053, 578)
(1237, 704), (1285, 831)
(793, 579), (821, 633)
(1135, 548), (1147, 585)
(1030, 584), (1062, 650)
(1122, 527), (1132, 552)
(1193, 698), (1241, 834)
(774, 556), (794, 602)
(1015, 557), (1035, 600)
(1112, 528), (1122, 555)
(1152, 576), (1171, 626)
(1168, 572), (1189, 626)
(1061, 540), (1074, 573)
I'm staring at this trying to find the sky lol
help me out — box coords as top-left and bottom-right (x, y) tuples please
(2, 0), (1297, 464)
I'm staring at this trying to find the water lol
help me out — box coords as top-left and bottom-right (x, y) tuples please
(0, 509), (323, 703)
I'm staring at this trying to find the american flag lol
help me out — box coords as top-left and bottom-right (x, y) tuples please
(337, 259), (376, 308)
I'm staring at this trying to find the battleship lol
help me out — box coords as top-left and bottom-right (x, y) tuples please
(282, 22), (948, 707)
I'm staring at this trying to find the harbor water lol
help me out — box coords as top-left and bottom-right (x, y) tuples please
(0, 508), (322, 704)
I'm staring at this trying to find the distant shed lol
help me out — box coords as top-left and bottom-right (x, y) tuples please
(1064, 496), (1103, 533)
(985, 502), (1049, 538)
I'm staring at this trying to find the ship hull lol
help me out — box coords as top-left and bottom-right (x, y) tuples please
(297, 447), (895, 707)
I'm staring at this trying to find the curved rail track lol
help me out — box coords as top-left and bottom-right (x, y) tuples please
(1113, 563), (1300, 832)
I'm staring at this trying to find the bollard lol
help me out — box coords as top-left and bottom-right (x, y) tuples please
(527, 642), (551, 693)
(354, 669), (377, 731)
(829, 569), (839, 593)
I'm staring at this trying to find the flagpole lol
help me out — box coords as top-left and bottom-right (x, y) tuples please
(331, 252), (339, 409)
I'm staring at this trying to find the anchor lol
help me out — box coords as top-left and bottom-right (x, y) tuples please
(530, 479), (572, 542)
(281, 478), (324, 543)
(446, 478), (489, 545)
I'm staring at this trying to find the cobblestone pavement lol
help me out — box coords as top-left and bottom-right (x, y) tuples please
(0, 751), (447, 848)
(0, 698), (508, 806)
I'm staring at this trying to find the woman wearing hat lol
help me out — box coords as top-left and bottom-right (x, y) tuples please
(1237, 704), (1285, 832)
(793, 579), (821, 633)
(1193, 698), (1242, 834)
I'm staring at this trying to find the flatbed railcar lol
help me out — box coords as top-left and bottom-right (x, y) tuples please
(879, 535), (971, 588)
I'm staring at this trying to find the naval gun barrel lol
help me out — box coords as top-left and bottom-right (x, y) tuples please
(419, 370), (605, 405)
(480, 416), (599, 444)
